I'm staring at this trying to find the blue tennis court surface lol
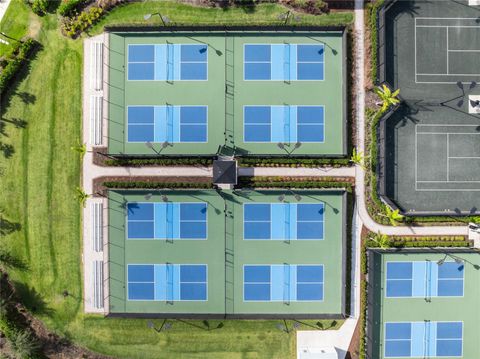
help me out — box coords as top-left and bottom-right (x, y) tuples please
(243, 264), (323, 302)
(244, 44), (324, 81)
(128, 44), (208, 81)
(127, 106), (207, 143)
(128, 264), (207, 301)
(385, 321), (463, 358)
(386, 261), (464, 298)
(127, 202), (207, 240)
(244, 106), (325, 143)
(243, 203), (324, 240)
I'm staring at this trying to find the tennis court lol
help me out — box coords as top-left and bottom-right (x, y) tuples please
(415, 18), (480, 84)
(384, 321), (463, 358)
(127, 264), (207, 301)
(128, 44), (208, 81)
(243, 44), (324, 81)
(126, 202), (207, 240)
(243, 203), (324, 240)
(127, 106), (207, 143)
(243, 264), (324, 302)
(243, 106), (325, 143)
(386, 261), (464, 298)
(107, 29), (346, 156)
(378, 0), (480, 214)
(108, 190), (346, 316)
(367, 251), (480, 359)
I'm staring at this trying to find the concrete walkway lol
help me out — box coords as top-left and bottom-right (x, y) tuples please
(0, 0), (11, 24)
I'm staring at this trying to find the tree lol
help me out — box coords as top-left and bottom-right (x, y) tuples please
(75, 187), (89, 207)
(375, 84), (400, 113)
(379, 205), (404, 226)
(369, 231), (390, 249)
(350, 147), (366, 168)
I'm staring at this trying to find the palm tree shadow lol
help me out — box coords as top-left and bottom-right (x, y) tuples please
(13, 281), (54, 316)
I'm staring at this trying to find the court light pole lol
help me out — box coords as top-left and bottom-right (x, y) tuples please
(144, 13), (170, 26)
(277, 142), (302, 156)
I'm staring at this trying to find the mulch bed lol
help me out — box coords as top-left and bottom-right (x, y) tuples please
(0, 273), (112, 359)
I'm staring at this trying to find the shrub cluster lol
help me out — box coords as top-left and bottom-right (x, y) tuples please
(0, 39), (38, 95)
(238, 157), (350, 168)
(285, 0), (329, 15)
(105, 157), (213, 167)
(28, 0), (48, 15)
(62, 6), (103, 38)
(58, 0), (86, 16)
(103, 181), (213, 189)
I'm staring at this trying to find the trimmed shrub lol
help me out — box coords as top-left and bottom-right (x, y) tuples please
(103, 181), (213, 189)
(104, 157), (213, 167)
(62, 6), (103, 38)
(366, 0), (385, 83)
(58, 0), (86, 17)
(238, 157), (350, 168)
(0, 39), (39, 95)
(30, 0), (48, 15)
(286, 0), (329, 15)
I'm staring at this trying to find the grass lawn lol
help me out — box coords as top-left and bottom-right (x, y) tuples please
(90, 1), (353, 33)
(0, 0), (31, 56)
(0, 1), (350, 358)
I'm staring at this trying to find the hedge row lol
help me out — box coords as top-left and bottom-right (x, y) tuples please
(104, 158), (213, 167)
(103, 181), (213, 189)
(366, 0), (385, 83)
(0, 39), (38, 95)
(240, 180), (352, 192)
(238, 157), (350, 168)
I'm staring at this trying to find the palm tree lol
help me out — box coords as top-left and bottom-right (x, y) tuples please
(379, 205), (404, 226)
(75, 187), (89, 207)
(369, 231), (390, 249)
(350, 147), (366, 168)
(70, 141), (86, 157)
(10, 330), (41, 359)
(375, 84), (400, 113)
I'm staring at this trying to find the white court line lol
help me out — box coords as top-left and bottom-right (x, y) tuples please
(414, 18), (417, 84)
(416, 25), (480, 28)
(448, 49), (480, 52)
(417, 181), (480, 183)
(446, 27), (449, 75)
(447, 133), (449, 181)
(415, 124), (418, 191)
(449, 156), (480, 159)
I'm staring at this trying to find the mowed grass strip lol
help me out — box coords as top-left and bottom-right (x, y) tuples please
(91, 0), (353, 32)
(0, 0), (30, 56)
(0, 13), (83, 328)
(0, 1), (351, 357)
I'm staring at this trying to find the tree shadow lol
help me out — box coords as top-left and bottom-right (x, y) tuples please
(12, 282), (54, 316)
(0, 216), (22, 236)
(15, 92), (36, 105)
(0, 41), (42, 117)
(1, 117), (28, 129)
(0, 142), (15, 158)
(0, 250), (29, 272)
